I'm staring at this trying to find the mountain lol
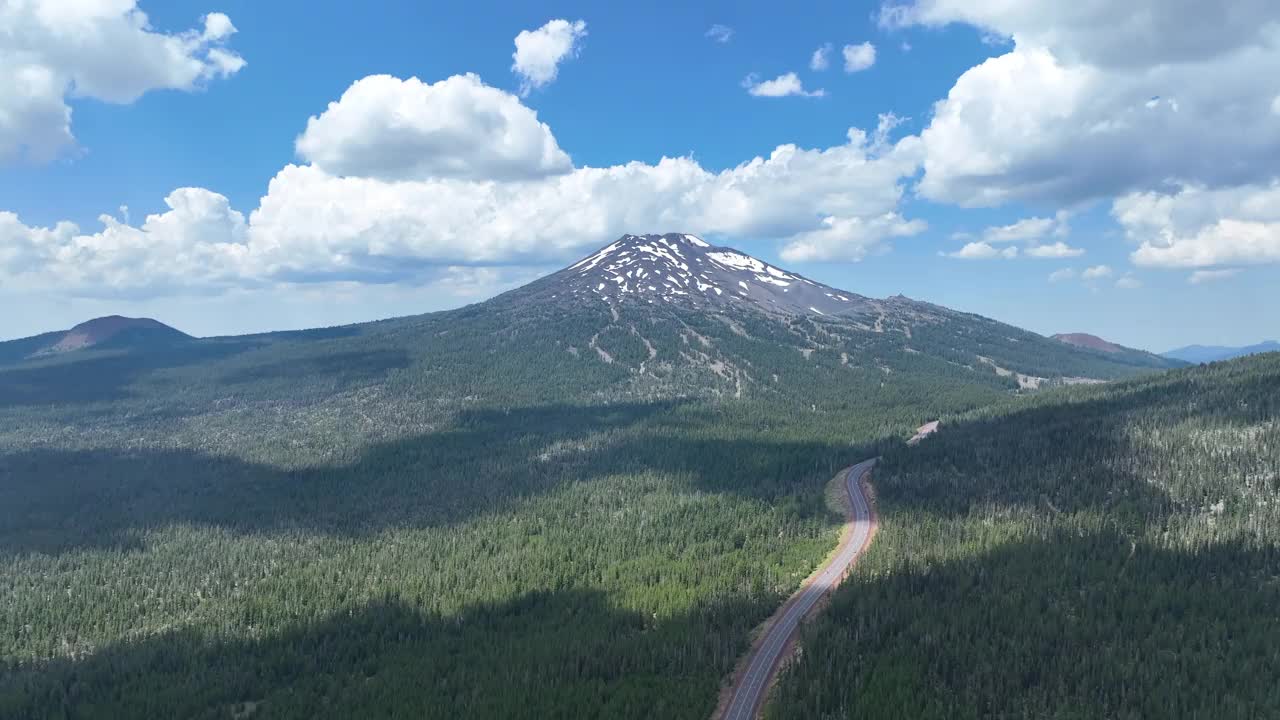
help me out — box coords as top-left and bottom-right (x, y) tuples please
(496, 233), (1179, 391)
(1162, 340), (1280, 364)
(0, 315), (190, 365)
(1051, 332), (1184, 371)
(0, 235), (1177, 410)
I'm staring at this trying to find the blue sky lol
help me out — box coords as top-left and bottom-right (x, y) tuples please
(1, 0), (1276, 351)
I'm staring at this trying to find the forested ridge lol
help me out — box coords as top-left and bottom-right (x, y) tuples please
(769, 352), (1280, 719)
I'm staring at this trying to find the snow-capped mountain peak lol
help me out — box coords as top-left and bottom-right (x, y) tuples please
(551, 233), (873, 317)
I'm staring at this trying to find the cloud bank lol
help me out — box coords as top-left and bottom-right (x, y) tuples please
(1, 74), (924, 294)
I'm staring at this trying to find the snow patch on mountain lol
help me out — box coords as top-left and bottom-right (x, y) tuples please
(553, 233), (877, 318)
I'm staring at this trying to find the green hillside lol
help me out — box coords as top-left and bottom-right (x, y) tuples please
(769, 352), (1280, 719)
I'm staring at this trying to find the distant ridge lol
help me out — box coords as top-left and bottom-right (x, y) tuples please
(1163, 341), (1280, 364)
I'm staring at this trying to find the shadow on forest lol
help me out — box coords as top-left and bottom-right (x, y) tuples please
(0, 587), (764, 720)
(0, 400), (860, 555)
(0, 339), (265, 407)
(6, 525), (1278, 717)
(219, 348), (412, 387)
(869, 381), (1226, 522)
(2, 365), (1253, 556)
(0, 324), (387, 409)
(778, 530), (1280, 718)
(3, 361), (1277, 717)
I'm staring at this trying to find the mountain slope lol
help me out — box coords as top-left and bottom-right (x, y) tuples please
(1163, 340), (1280, 363)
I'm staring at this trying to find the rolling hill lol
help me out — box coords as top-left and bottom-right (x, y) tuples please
(0, 316), (190, 366)
(1052, 332), (1185, 371)
(1051, 332), (1126, 353)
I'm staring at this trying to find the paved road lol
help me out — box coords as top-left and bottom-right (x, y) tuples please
(718, 459), (879, 720)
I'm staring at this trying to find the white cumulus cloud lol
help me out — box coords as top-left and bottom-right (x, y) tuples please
(511, 19), (587, 96)
(878, 0), (1280, 68)
(843, 42), (877, 72)
(947, 241), (1017, 259)
(982, 214), (1065, 243)
(295, 74), (572, 182)
(1082, 264), (1113, 280)
(0, 188), (250, 294)
(896, 1), (1280, 206)
(952, 212), (1080, 259)
(743, 72), (826, 98)
(781, 213), (926, 263)
(887, 1), (1280, 277)
(1117, 182), (1280, 268)
(811, 44), (833, 70)
(0, 2), (245, 163)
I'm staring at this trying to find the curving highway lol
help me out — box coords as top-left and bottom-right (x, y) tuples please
(718, 458), (879, 720)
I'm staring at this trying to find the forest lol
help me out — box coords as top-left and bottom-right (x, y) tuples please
(768, 352), (1280, 718)
(0, 294), (977, 719)
(0, 283), (1257, 719)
